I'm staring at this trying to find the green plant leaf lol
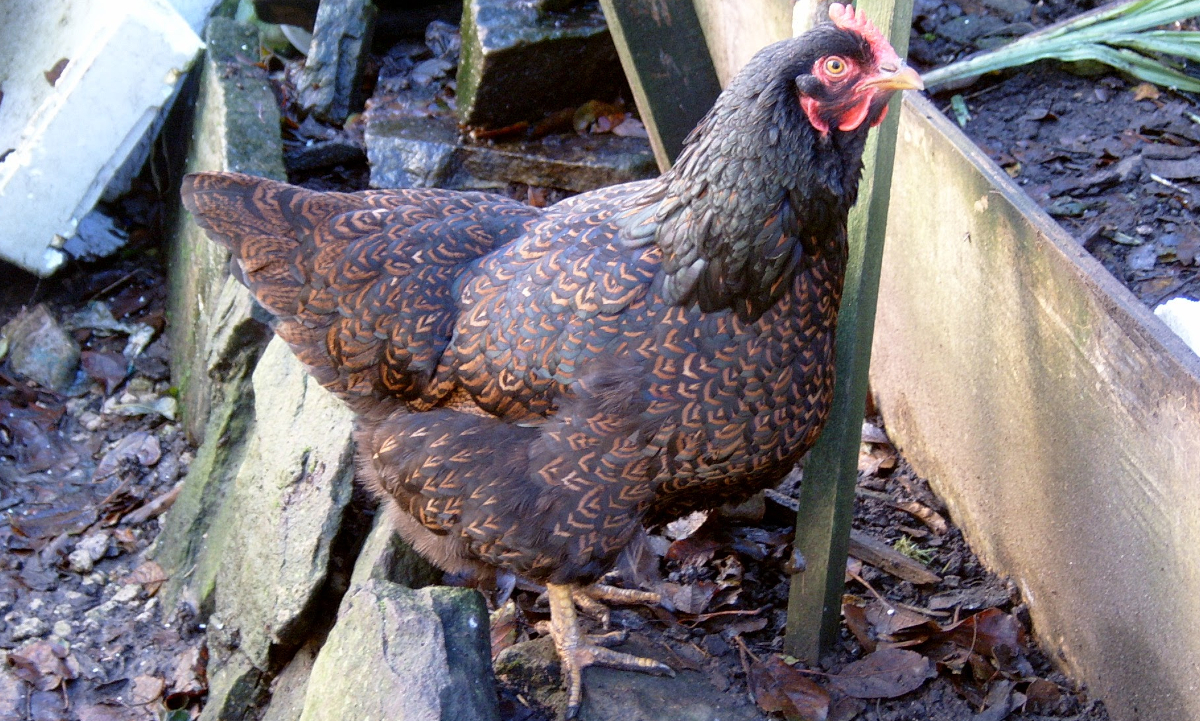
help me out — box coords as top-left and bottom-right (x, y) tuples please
(922, 0), (1200, 91)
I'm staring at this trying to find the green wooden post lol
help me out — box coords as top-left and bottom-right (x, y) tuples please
(596, 0), (722, 170)
(784, 0), (917, 662)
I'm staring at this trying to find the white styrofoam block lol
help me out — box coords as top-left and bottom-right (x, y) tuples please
(1154, 297), (1200, 356)
(0, 0), (203, 276)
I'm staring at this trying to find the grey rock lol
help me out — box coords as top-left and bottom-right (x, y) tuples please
(937, 14), (1007, 45)
(349, 514), (442, 590)
(0, 664), (26, 719)
(67, 549), (95, 574)
(459, 132), (657, 193)
(2, 304), (80, 393)
(978, 0), (1032, 20)
(298, 580), (499, 721)
(261, 640), (322, 721)
(154, 276), (267, 614)
(495, 636), (764, 721)
(298, 0), (377, 123)
(425, 20), (461, 62)
(366, 116), (461, 188)
(366, 114), (656, 192)
(197, 338), (357, 720)
(68, 532), (109, 574)
(63, 209), (129, 261)
(284, 138), (366, 173)
(457, 0), (625, 128)
(9, 616), (48, 642)
(168, 17), (282, 442)
(1127, 243), (1160, 272)
(50, 620), (72, 639)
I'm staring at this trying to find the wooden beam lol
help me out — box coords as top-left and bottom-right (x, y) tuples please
(784, 0), (917, 662)
(873, 92), (1200, 721)
(596, 0), (722, 170)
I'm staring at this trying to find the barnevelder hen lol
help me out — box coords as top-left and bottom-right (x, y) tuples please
(181, 5), (922, 715)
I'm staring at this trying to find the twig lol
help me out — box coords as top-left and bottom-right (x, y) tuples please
(733, 635), (759, 707)
(895, 500), (949, 535)
(846, 564), (894, 611)
(848, 530), (942, 585)
(855, 488), (950, 535)
(763, 488), (799, 511)
(86, 269), (146, 302)
(121, 482), (183, 525)
(683, 605), (768, 626)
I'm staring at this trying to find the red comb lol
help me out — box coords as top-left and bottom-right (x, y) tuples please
(828, 3), (899, 65)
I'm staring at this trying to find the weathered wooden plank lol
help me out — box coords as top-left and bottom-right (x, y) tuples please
(597, 0), (722, 169)
(691, 0), (792, 85)
(873, 92), (1200, 721)
(784, 0), (917, 662)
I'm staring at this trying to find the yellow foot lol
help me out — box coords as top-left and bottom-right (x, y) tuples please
(571, 583), (662, 629)
(547, 583), (674, 718)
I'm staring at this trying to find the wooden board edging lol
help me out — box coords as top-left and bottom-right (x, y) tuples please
(873, 92), (1200, 721)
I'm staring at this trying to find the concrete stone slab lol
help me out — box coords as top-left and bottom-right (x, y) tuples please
(366, 114), (655, 192)
(871, 93), (1200, 721)
(457, 0), (625, 128)
(0, 0), (203, 276)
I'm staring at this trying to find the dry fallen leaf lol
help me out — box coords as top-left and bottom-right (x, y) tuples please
(9, 640), (76, 691)
(1023, 678), (1062, 713)
(665, 536), (720, 570)
(165, 646), (208, 710)
(660, 581), (717, 615)
(937, 608), (1025, 657)
(612, 117), (649, 138)
(750, 656), (830, 721)
(830, 648), (936, 699)
(1132, 82), (1160, 102)
(490, 600), (519, 659)
(130, 674), (165, 705)
(80, 351), (130, 395)
(124, 560), (168, 596)
(864, 600), (938, 640)
(664, 510), (707, 541)
(76, 704), (128, 721)
(95, 431), (162, 480)
(842, 600), (875, 653)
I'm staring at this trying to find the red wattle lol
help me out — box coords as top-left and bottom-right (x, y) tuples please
(801, 96), (830, 135)
(837, 96), (872, 132)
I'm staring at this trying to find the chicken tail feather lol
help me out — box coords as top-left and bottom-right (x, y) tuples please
(181, 171), (540, 410)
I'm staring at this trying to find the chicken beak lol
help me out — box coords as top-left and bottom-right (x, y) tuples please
(861, 63), (925, 92)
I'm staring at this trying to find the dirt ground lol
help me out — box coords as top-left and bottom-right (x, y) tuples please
(0, 250), (207, 720)
(910, 0), (1200, 310)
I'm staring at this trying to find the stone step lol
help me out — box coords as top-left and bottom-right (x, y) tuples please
(366, 113), (656, 192)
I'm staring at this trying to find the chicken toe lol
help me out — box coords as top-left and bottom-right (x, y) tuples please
(546, 583), (674, 718)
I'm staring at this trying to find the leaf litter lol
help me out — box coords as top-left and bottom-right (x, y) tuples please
(0, 253), (206, 720)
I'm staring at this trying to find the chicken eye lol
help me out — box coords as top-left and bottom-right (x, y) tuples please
(824, 57), (847, 76)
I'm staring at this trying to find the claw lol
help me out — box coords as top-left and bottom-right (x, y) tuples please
(546, 583), (674, 718)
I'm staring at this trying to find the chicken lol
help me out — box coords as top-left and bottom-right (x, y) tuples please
(181, 5), (921, 715)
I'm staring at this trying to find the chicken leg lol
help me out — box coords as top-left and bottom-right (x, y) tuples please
(546, 583), (675, 718)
